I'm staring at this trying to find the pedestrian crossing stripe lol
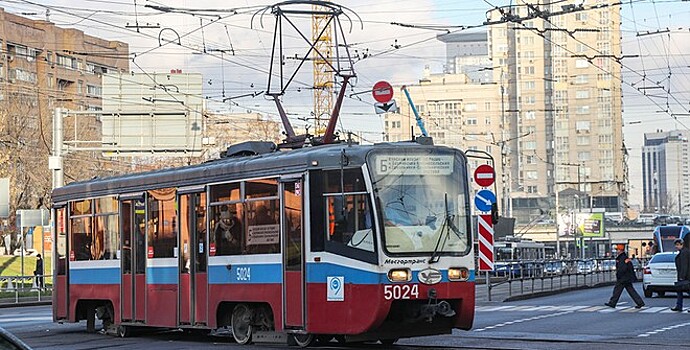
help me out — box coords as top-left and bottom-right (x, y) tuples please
(475, 305), (686, 314)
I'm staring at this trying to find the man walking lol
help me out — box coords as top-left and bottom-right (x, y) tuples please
(606, 244), (645, 309)
(34, 254), (44, 289)
(671, 238), (690, 311)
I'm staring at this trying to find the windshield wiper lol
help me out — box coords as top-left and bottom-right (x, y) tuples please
(430, 193), (452, 264)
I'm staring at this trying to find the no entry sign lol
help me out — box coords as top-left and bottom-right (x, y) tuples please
(372, 81), (393, 103)
(474, 164), (495, 188)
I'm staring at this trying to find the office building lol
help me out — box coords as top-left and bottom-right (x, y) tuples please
(642, 130), (690, 215)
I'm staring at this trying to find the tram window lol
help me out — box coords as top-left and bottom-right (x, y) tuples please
(246, 179), (278, 199)
(245, 199), (280, 254)
(210, 182), (241, 203)
(70, 217), (92, 261)
(326, 194), (374, 252)
(56, 207), (67, 275)
(95, 197), (118, 214)
(195, 193), (207, 272)
(70, 199), (92, 216)
(210, 203), (243, 256)
(324, 169), (366, 193)
(94, 197), (119, 260)
(95, 215), (119, 260)
(147, 188), (178, 258)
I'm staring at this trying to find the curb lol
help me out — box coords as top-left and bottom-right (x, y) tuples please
(503, 281), (617, 302)
(0, 301), (51, 308)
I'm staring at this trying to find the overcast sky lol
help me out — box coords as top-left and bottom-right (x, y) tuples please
(4, 0), (690, 206)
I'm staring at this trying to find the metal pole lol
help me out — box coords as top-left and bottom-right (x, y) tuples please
(554, 125), (560, 258)
(486, 273), (491, 302)
(50, 108), (64, 189)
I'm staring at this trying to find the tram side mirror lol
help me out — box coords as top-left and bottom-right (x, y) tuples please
(491, 203), (499, 225)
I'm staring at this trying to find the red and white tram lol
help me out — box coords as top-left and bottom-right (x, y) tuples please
(52, 139), (475, 346)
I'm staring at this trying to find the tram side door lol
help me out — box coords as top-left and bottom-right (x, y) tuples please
(120, 198), (147, 323)
(178, 192), (208, 326)
(282, 178), (305, 328)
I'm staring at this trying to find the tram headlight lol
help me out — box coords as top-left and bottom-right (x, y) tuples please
(448, 267), (470, 281)
(387, 268), (411, 282)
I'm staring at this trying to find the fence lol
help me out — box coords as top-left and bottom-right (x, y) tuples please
(0, 275), (52, 304)
(476, 258), (647, 301)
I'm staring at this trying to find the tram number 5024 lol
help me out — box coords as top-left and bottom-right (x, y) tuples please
(237, 267), (251, 281)
(383, 284), (419, 300)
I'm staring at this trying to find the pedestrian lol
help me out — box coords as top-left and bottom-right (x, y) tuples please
(34, 254), (44, 289)
(605, 244), (645, 309)
(671, 238), (690, 311)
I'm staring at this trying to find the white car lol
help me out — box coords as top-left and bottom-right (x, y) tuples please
(643, 252), (678, 298)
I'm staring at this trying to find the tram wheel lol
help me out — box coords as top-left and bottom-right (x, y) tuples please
(116, 325), (130, 338)
(293, 333), (314, 348)
(315, 335), (333, 344)
(231, 304), (253, 345)
(380, 338), (398, 345)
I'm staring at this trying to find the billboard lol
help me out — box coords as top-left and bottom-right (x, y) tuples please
(558, 212), (605, 237)
(100, 72), (203, 156)
(576, 212), (604, 237)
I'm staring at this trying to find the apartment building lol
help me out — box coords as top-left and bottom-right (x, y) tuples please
(383, 72), (504, 200)
(488, 0), (625, 222)
(0, 8), (129, 216)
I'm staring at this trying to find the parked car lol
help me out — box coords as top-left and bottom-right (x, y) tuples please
(520, 262), (543, 277)
(636, 213), (658, 225)
(599, 259), (616, 272)
(642, 252), (677, 298)
(491, 262), (522, 277)
(576, 260), (597, 274)
(544, 261), (568, 275)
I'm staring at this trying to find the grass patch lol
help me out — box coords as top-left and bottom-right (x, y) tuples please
(0, 255), (53, 286)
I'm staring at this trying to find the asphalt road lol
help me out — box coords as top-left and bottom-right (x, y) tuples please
(2, 283), (689, 350)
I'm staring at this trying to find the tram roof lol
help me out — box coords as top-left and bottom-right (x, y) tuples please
(52, 141), (454, 204)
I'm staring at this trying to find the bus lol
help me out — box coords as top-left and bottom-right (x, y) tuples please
(494, 238), (547, 261)
(652, 225), (690, 253)
(52, 139), (476, 346)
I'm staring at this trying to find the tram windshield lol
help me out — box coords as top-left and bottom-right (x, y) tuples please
(369, 149), (470, 256)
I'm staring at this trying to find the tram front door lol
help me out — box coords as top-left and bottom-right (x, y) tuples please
(282, 178), (305, 328)
(120, 198), (146, 322)
(178, 192), (208, 326)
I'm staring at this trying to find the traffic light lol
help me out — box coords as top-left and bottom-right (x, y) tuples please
(491, 203), (499, 224)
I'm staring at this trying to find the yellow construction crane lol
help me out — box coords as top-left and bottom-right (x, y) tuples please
(311, 1), (333, 136)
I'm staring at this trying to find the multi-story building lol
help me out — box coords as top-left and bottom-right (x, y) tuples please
(383, 72), (504, 200)
(488, 0), (625, 222)
(0, 8), (129, 219)
(437, 32), (492, 83)
(642, 130), (690, 215)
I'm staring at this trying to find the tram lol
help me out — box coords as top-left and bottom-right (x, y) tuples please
(652, 225), (690, 253)
(51, 139), (476, 346)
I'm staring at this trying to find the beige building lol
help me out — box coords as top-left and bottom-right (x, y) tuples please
(383, 72), (505, 198)
(204, 112), (282, 159)
(488, 0), (625, 222)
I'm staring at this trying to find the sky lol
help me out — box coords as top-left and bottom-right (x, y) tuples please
(2, 0), (690, 207)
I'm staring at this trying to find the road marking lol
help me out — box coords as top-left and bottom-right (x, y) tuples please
(638, 321), (690, 337)
(474, 311), (573, 332)
(481, 306), (515, 312)
(599, 306), (630, 313)
(476, 305), (682, 314)
(562, 305), (589, 311)
(622, 307), (644, 312)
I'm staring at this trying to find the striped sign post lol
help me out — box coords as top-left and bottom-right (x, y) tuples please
(478, 214), (494, 271)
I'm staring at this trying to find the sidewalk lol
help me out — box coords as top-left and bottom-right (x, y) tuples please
(475, 271), (620, 303)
